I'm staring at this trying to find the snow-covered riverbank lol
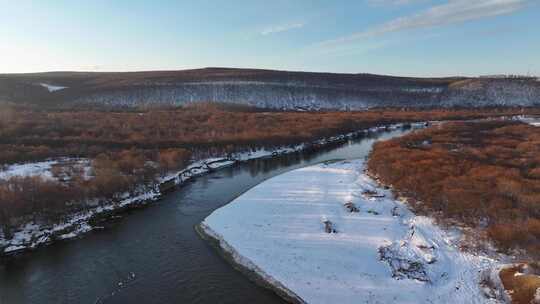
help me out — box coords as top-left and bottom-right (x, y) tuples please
(518, 115), (540, 127)
(0, 123), (421, 257)
(200, 159), (508, 303)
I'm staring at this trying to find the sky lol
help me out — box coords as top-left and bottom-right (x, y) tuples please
(0, 0), (539, 77)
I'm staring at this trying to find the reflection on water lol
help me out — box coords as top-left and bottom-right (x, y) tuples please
(0, 128), (410, 304)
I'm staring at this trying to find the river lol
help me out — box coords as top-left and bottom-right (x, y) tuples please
(0, 127), (411, 304)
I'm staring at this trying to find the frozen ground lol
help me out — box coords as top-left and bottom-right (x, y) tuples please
(202, 160), (506, 304)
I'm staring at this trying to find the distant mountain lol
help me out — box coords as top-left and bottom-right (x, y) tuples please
(1, 68), (539, 110)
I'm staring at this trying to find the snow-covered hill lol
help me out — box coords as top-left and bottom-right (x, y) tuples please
(77, 80), (540, 110)
(74, 81), (443, 110)
(1, 68), (539, 109)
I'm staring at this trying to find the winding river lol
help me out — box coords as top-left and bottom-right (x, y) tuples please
(0, 127), (411, 304)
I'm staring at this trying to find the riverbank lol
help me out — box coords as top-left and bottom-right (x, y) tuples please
(195, 223), (306, 304)
(200, 158), (510, 303)
(0, 122), (424, 258)
(366, 118), (540, 303)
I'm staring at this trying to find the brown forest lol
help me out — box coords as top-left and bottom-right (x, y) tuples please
(368, 120), (540, 258)
(0, 104), (535, 164)
(0, 103), (538, 240)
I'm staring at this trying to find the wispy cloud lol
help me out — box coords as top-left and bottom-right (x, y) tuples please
(322, 0), (530, 46)
(260, 22), (305, 35)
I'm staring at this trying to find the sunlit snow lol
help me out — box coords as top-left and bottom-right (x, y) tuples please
(202, 160), (504, 303)
(39, 83), (68, 92)
(0, 160), (58, 181)
(518, 116), (540, 127)
(0, 159), (91, 181)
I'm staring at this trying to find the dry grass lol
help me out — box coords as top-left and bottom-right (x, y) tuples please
(499, 263), (540, 304)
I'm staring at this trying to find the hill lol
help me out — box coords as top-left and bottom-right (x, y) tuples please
(1, 68), (539, 110)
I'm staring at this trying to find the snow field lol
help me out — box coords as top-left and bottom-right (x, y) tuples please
(202, 160), (505, 304)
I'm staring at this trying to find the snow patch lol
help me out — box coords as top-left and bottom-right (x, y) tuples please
(0, 158), (91, 181)
(513, 115), (540, 127)
(39, 83), (68, 92)
(0, 160), (57, 180)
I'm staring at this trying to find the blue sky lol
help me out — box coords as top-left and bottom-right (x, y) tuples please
(0, 0), (538, 76)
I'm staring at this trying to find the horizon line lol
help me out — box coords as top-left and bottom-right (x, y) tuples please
(3, 66), (536, 79)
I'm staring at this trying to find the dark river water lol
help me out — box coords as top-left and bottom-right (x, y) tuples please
(0, 128), (409, 304)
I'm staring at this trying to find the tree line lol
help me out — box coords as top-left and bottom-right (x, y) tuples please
(0, 103), (536, 164)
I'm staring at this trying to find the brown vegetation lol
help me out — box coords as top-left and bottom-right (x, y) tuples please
(499, 263), (540, 304)
(368, 120), (540, 258)
(0, 148), (190, 239)
(0, 104), (537, 241)
(0, 104), (535, 164)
